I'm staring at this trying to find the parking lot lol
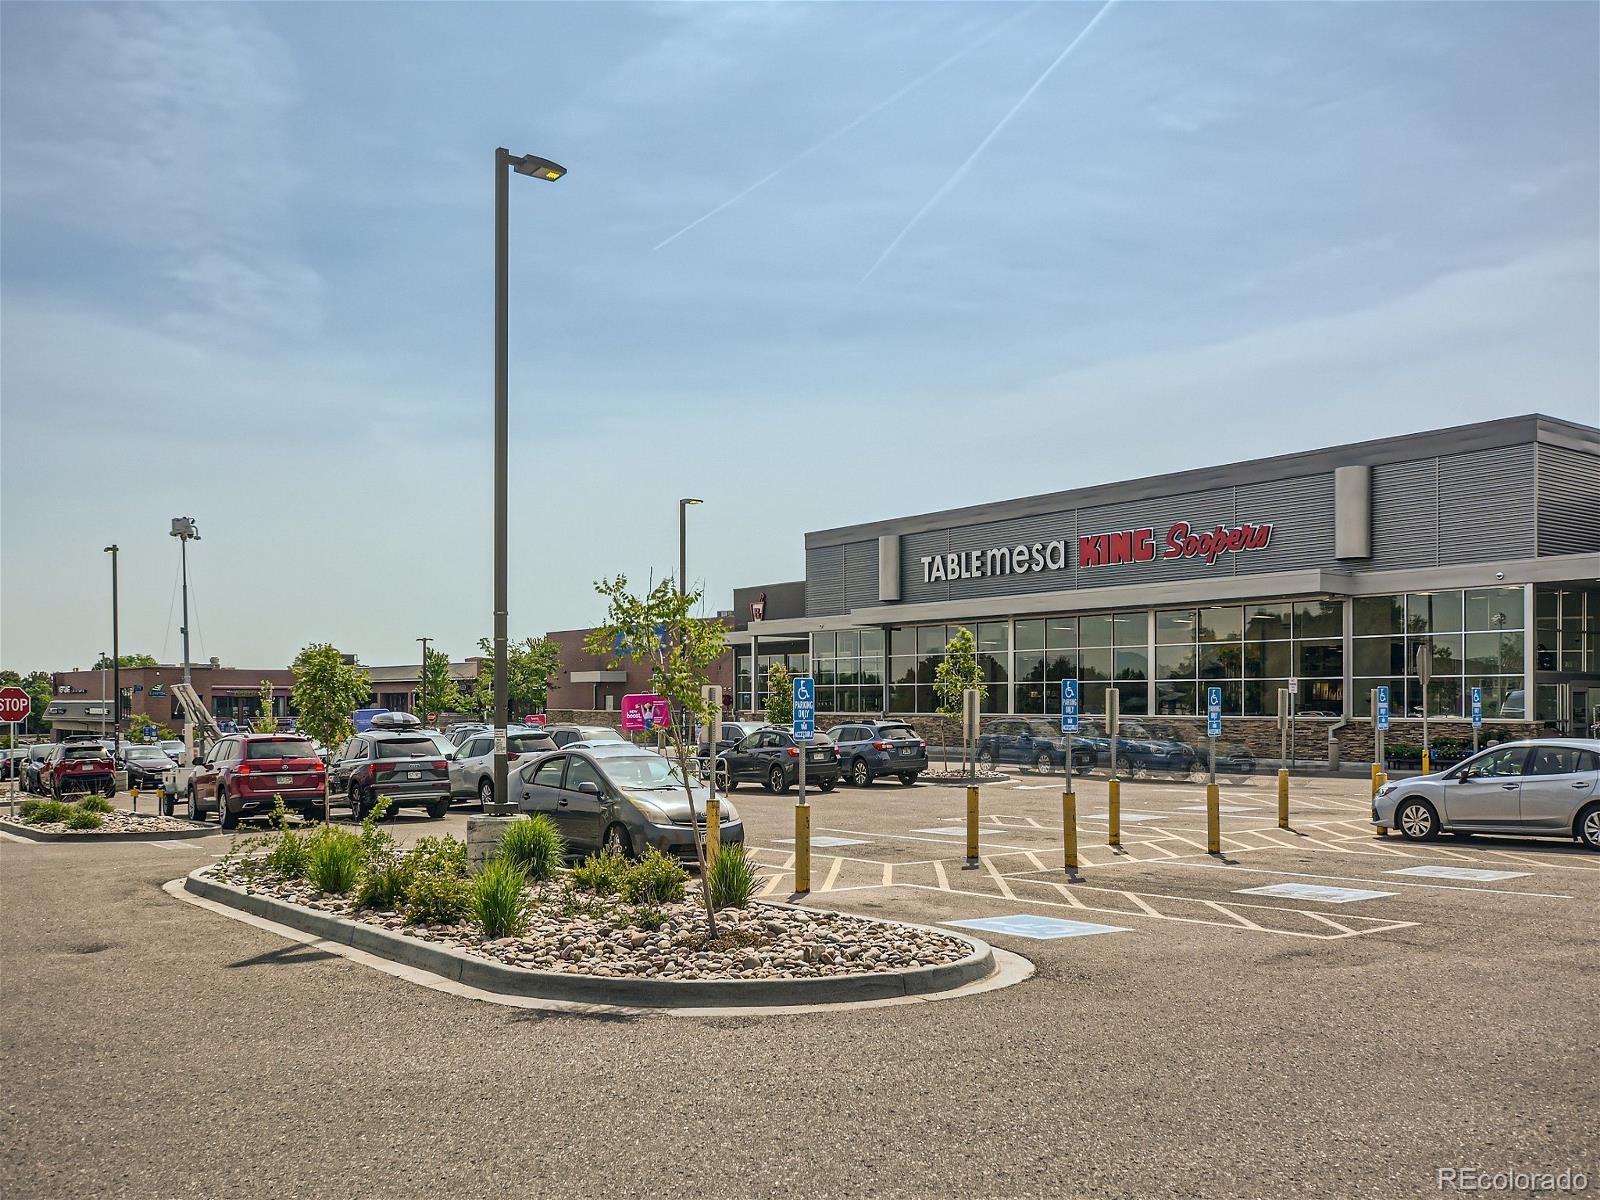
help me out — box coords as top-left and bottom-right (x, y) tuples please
(3, 767), (1595, 1200)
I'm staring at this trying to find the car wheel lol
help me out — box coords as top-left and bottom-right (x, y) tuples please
(1395, 798), (1439, 841)
(347, 780), (365, 820)
(819, 779), (836, 793)
(1033, 750), (1055, 775)
(104, 780), (117, 798)
(190, 785), (204, 823)
(768, 766), (789, 794)
(899, 773), (917, 786)
(1577, 802), (1600, 852)
(715, 763), (735, 792)
(850, 759), (872, 787)
(217, 786), (239, 830)
(976, 749), (995, 770)
(604, 823), (634, 858)
(1116, 754), (1137, 779)
(424, 798), (450, 819)
(478, 778), (494, 809)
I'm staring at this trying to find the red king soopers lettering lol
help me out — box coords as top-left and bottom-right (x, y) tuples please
(1079, 520), (1274, 568)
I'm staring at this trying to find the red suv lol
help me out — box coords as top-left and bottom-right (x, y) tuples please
(187, 734), (326, 828)
(41, 741), (116, 800)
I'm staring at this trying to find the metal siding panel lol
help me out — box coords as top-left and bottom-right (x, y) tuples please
(1232, 474), (1336, 574)
(900, 529), (951, 605)
(945, 510), (1078, 600)
(1437, 445), (1535, 564)
(1369, 460), (1437, 570)
(1537, 444), (1600, 556)
(805, 545), (844, 616)
(843, 541), (879, 611)
(1076, 488), (1237, 589)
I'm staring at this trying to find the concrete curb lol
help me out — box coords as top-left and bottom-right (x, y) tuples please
(183, 869), (996, 1009)
(0, 817), (216, 844)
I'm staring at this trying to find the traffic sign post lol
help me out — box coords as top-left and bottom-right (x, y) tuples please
(1205, 686), (1222, 854)
(792, 676), (814, 893)
(1106, 687), (1121, 849)
(1416, 642), (1433, 774)
(1470, 685), (1483, 753)
(0, 686), (32, 820)
(1060, 680), (1079, 876)
(1374, 684), (1389, 769)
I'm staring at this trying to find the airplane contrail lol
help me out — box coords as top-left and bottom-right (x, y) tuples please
(857, 0), (1118, 286)
(652, 4), (1039, 252)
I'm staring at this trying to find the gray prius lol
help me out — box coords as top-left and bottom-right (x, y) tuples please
(513, 744), (742, 862)
(1372, 738), (1600, 850)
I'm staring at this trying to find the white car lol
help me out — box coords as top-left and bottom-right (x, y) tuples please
(449, 727), (557, 808)
(1373, 739), (1600, 850)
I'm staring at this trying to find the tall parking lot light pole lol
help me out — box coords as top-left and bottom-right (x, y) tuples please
(678, 498), (702, 737)
(103, 545), (120, 740)
(491, 147), (565, 812)
(416, 637), (431, 722)
(170, 518), (200, 763)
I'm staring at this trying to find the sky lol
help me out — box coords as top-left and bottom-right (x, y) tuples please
(2, 1), (1596, 674)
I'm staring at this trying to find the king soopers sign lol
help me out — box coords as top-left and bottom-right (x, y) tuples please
(919, 520), (1274, 583)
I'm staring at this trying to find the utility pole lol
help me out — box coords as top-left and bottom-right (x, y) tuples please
(103, 545), (120, 743)
(170, 519), (200, 764)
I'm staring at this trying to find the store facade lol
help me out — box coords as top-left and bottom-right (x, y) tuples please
(730, 415), (1600, 754)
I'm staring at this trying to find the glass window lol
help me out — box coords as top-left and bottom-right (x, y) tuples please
(1045, 651), (1078, 681)
(563, 758), (604, 791)
(1244, 641), (1291, 678)
(1426, 635), (1464, 676)
(1353, 638), (1402, 676)
(1298, 679), (1344, 716)
(1466, 587), (1523, 632)
(812, 632), (835, 658)
(859, 658), (883, 688)
(815, 662), (836, 687)
(1079, 614), (1112, 646)
(375, 738), (436, 760)
(1016, 685), (1044, 715)
(979, 654), (1008, 685)
(1156, 610), (1198, 644)
(836, 686), (862, 712)
(1015, 620), (1045, 652)
(1198, 606), (1243, 643)
(1080, 647), (1113, 682)
(888, 684), (916, 712)
(532, 757), (565, 787)
(1353, 595), (1404, 637)
(1046, 617), (1077, 648)
(1293, 600), (1343, 639)
(1459, 745), (1529, 779)
(1351, 679), (1404, 717)
(1245, 603), (1291, 642)
(1155, 682), (1196, 715)
(1155, 645), (1196, 680)
(1198, 643), (1242, 679)
(890, 628), (914, 657)
(860, 629), (884, 656)
(889, 656), (917, 685)
(1526, 746), (1593, 776)
(1115, 683), (1147, 715)
(1296, 639), (1343, 678)
(977, 622), (1009, 654)
(1015, 652), (1045, 684)
(835, 631), (859, 657)
(1244, 680), (1289, 716)
(1113, 649), (1148, 681)
(1112, 612), (1146, 645)
(916, 626), (946, 656)
(245, 738), (317, 760)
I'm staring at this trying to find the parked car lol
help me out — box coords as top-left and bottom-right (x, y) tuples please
(826, 720), (930, 786)
(121, 745), (178, 791)
(40, 741), (116, 799)
(975, 719), (1096, 775)
(1072, 719), (1196, 778)
(1374, 739), (1600, 851)
(186, 733), (329, 827)
(444, 722), (487, 746)
(1137, 721), (1257, 783)
(702, 720), (770, 754)
(23, 743), (58, 793)
(159, 739), (186, 763)
(545, 724), (629, 749)
(0, 747), (27, 781)
(324, 722), (452, 821)
(715, 728), (840, 793)
(514, 744), (743, 862)
(449, 727), (558, 807)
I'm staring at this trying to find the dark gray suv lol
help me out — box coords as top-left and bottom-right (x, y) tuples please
(825, 721), (928, 787)
(325, 728), (452, 819)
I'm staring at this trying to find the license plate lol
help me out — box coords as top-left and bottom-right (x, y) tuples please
(277, 774), (293, 784)
(407, 770), (421, 780)
(898, 747), (916, 757)
(809, 751), (828, 762)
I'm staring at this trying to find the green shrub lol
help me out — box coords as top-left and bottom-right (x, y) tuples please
(707, 844), (757, 909)
(471, 858), (529, 938)
(17, 798), (43, 820)
(21, 800), (70, 826)
(356, 851), (412, 911)
(265, 828), (310, 879)
(408, 835), (468, 879)
(498, 815), (564, 883)
(305, 825), (363, 894)
(76, 795), (115, 815)
(359, 796), (395, 861)
(626, 906), (668, 931)
(403, 870), (472, 926)
(570, 848), (631, 896)
(64, 807), (105, 831)
(621, 847), (689, 905)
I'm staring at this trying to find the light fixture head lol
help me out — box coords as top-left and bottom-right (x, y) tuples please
(170, 517), (200, 540)
(682, 497), (704, 506)
(512, 153), (566, 181)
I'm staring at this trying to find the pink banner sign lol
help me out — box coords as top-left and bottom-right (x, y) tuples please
(522, 713), (547, 726)
(620, 693), (670, 732)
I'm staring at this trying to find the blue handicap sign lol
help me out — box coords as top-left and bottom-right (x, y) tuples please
(1060, 679), (1079, 734)
(1206, 686), (1223, 739)
(793, 676), (815, 741)
(143, 724), (157, 739)
(1470, 686), (1483, 728)
(1376, 685), (1390, 732)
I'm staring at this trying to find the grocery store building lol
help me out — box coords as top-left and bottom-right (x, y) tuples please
(726, 414), (1600, 760)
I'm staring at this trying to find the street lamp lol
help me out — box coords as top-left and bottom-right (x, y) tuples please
(103, 545), (120, 743)
(416, 637), (431, 723)
(677, 498), (703, 741)
(170, 518), (200, 764)
(491, 147), (566, 815)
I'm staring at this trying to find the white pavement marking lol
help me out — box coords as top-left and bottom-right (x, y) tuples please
(149, 840), (191, 850)
(1387, 865), (1531, 882)
(1118, 858), (1573, 900)
(820, 856), (845, 893)
(980, 856), (1018, 900)
(778, 836), (866, 848)
(947, 915), (1130, 940)
(1234, 882), (1397, 904)
(932, 859), (950, 890)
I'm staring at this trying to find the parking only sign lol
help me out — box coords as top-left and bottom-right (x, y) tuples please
(1470, 686), (1483, 728)
(1206, 686), (1223, 739)
(1060, 679), (1079, 734)
(792, 676), (815, 742)
(1376, 685), (1390, 732)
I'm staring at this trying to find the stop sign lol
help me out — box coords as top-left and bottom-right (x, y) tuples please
(0, 686), (31, 723)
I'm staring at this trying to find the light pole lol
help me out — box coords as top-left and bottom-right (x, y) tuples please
(100, 650), (109, 741)
(678, 498), (703, 739)
(491, 147), (566, 814)
(417, 637), (431, 723)
(170, 518), (200, 763)
(103, 544), (120, 744)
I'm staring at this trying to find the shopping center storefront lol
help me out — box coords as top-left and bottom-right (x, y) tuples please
(729, 415), (1600, 747)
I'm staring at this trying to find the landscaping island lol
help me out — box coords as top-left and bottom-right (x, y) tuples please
(1, 796), (212, 841)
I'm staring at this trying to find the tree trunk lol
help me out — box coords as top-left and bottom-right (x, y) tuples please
(669, 729), (718, 938)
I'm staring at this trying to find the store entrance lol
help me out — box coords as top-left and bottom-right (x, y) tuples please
(1543, 681), (1600, 737)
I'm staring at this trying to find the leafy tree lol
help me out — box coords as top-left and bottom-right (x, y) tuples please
(251, 680), (280, 733)
(124, 711), (174, 742)
(468, 636), (560, 723)
(291, 643), (371, 751)
(764, 662), (793, 727)
(585, 575), (727, 934)
(419, 647), (464, 720)
(933, 627), (986, 773)
(92, 652), (158, 670)
(24, 671), (53, 735)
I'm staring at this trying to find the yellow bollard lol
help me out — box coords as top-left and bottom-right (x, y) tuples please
(1422, 749), (1431, 775)
(1370, 763), (1382, 799)
(1277, 769), (1289, 829)
(794, 803), (810, 894)
(156, 784), (166, 816)
(965, 785), (980, 868)
(706, 795), (720, 864)
(1206, 782), (1220, 854)
(1107, 778), (1121, 847)
(130, 787), (139, 814)
(1063, 787), (1078, 874)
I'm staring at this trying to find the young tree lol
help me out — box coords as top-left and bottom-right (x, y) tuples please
(469, 636), (561, 722)
(585, 575), (727, 934)
(251, 680), (280, 733)
(24, 671), (54, 736)
(933, 627), (986, 773)
(418, 647), (464, 721)
(290, 644), (371, 752)
(764, 662), (793, 727)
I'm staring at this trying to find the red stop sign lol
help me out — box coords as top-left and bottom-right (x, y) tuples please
(0, 686), (31, 723)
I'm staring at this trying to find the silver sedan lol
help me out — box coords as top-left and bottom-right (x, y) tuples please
(1373, 739), (1600, 850)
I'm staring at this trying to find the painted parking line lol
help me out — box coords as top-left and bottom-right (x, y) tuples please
(1176, 804), (1257, 814)
(947, 915), (1131, 940)
(777, 836), (867, 848)
(1234, 882), (1397, 904)
(1078, 812), (1169, 822)
(1386, 865), (1530, 882)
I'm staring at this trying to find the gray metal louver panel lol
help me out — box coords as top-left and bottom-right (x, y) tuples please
(805, 545), (844, 616)
(1369, 460), (1437, 570)
(1537, 444), (1600, 556)
(843, 541), (879, 611)
(1230, 475), (1335, 575)
(1076, 487), (1237, 589)
(899, 528), (951, 605)
(944, 509), (1079, 599)
(1438, 445), (1535, 564)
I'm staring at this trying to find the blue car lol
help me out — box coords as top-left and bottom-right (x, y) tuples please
(825, 720), (929, 787)
(975, 719), (1096, 775)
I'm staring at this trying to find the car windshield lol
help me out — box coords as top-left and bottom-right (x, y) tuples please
(63, 746), (107, 759)
(31, 746), (56, 759)
(374, 738), (439, 760)
(604, 756), (687, 790)
(246, 738), (317, 760)
(127, 748), (169, 761)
